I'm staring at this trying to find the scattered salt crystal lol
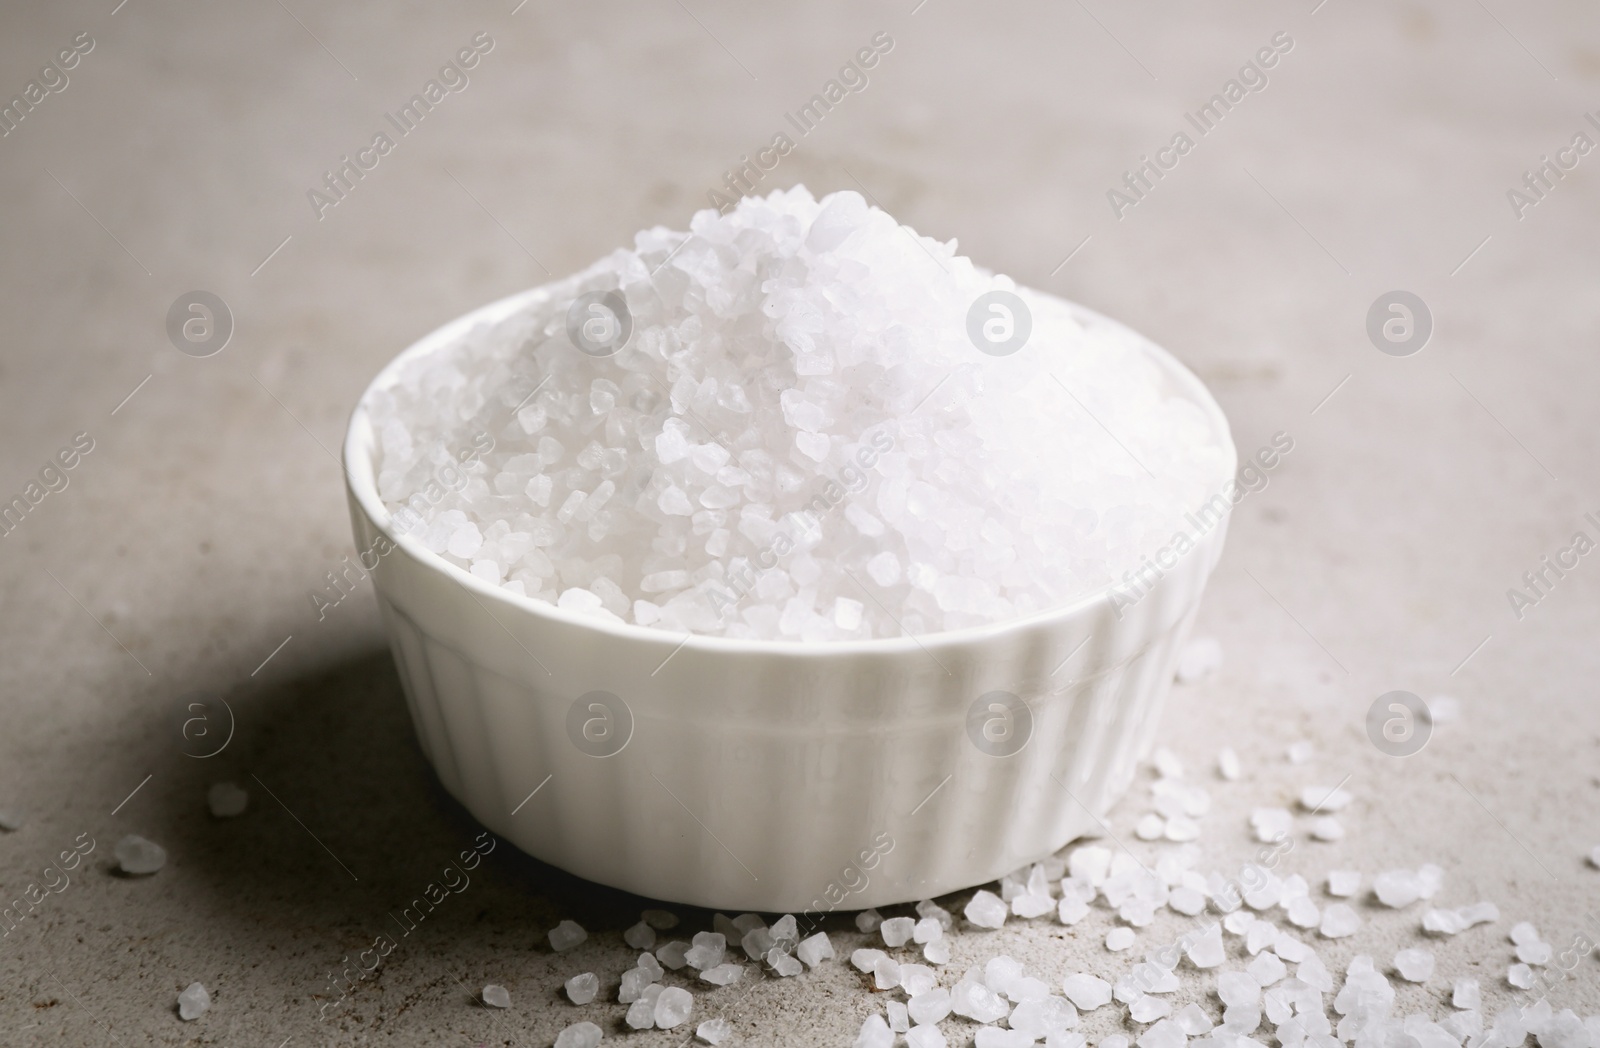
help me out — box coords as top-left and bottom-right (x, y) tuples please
(1217, 971), (1260, 1008)
(906, 1025), (948, 1048)
(1012, 995), (1079, 1037)
(1059, 893), (1090, 926)
(1137, 814), (1166, 841)
(796, 931), (834, 967)
(856, 908), (884, 933)
(874, 956), (902, 990)
(654, 986), (693, 1029)
(913, 917), (943, 943)
(1131, 994), (1173, 1022)
(1165, 817), (1202, 842)
(1373, 870), (1424, 908)
(1393, 948), (1435, 982)
(901, 963), (938, 997)
(1170, 887), (1207, 917)
(910, 988), (953, 1025)
(656, 941), (689, 970)
(1218, 748), (1242, 781)
(881, 915), (915, 948)
(1103, 1037), (1132, 1048)
(1286, 897), (1320, 929)
(766, 947), (803, 977)
(114, 834), (166, 875)
(565, 972), (599, 1004)
(177, 981), (210, 1021)
(1224, 911), (1256, 935)
(625, 994), (657, 1030)
(731, 913), (765, 934)
(1186, 925), (1226, 968)
(699, 963), (744, 986)
(1319, 904), (1359, 938)
(1153, 747), (1185, 778)
(1309, 817), (1344, 842)
(1250, 808), (1293, 844)
(1453, 978), (1481, 1010)
(1590, 845), (1600, 869)
(740, 926), (774, 960)
(1063, 973), (1114, 1010)
(1286, 742), (1313, 765)
(1245, 921), (1278, 956)
(623, 921), (656, 950)
(1176, 637), (1223, 683)
(855, 1014), (894, 1048)
(1326, 871), (1360, 897)
(1511, 920), (1541, 945)
(1518, 939), (1554, 965)
(917, 899), (955, 929)
(555, 1021), (603, 1048)
(1107, 927), (1136, 952)
(952, 978), (1012, 1023)
(1508, 963), (1536, 989)
(548, 920), (587, 952)
(1247, 952), (1287, 987)
(1299, 786), (1352, 812)
(696, 1017), (731, 1044)
(642, 908), (679, 929)
(966, 890), (1009, 929)
(923, 940), (952, 965)
(618, 966), (658, 1003)
(482, 984), (511, 1008)
(886, 1000), (910, 1033)
(207, 782), (248, 817)
(0, 809), (20, 831)
(851, 948), (887, 973)
(686, 931), (726, 970)
(1139, 1017), (1188, 1048)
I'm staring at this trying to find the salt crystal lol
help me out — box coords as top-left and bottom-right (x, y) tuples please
(1309, 817), (1344, 842)
(1393, 948), (1434, 982)
(1170, 887), (1207, 916)
(1218, 971), (1260, 1008)
(766, 947), (803, 977)
(642, 908), (679, 929)
(626, 995), (656, 1030)
(115, 835), (166, 875)
(1319, 904), (1359, 938)
(874, 956), (902, 990)
(1285, 897), (1320, 929)
(882, 915), (915, 948)
(1326, 872), (1360, 897)
(1103, 1036), (1132, 1048)
(1063, 973), (1114, 1010)
(1250, 808), (1292, 844)
(656, 941), (690, 969)
(1274, 936), (1312, 964)
(1510, 920), (1541, 945)
(1139, 1018), (1188, 1048)
(854, 1014), (893, 1048)
(623, 921), (656, 950)
(1452, 978), (1481, 1010)
(207, 782), (249, 817)
(1518, 939), (1554, 965)
(1153, 747), (1185, 778)
(1131, 994), (1173, 1022)
(740, 926), (774, 960)
(1373, 870), (1424, 908)
(686, 931), (726, 970)
(966, 889), (1008, 929)
(1218, 748), (1242, 781)
(1537, 1009), (1589, 1048)
(913, 917), (943, 943)
(1013, 995), (1079, 1037)
(1107, 927), (1136, 951)
(697, 1017), (731, 1044)
(856, 908), (884, 933)
(906, 1025), (948, 1048)
(1015, 892), (1057, 918)
(1299, 786), (1352, 812)
(886, 999), (910, 1033)
(482, 984), (511, 1008)
(1508, 963), (1536, 989)
(655, 986), (693, 1029)
(1176, 637), (1223, 683)
(565, 972), (599, 1004)
(917, 899), (955, 928)
(618, 966), (657, 1003)
(953, 978), (1012, 1023)
(910, 988), (953, 1025)
(548, 920), (587, 952)
(1247, 952), (1287, 987)
(177, 981), (210, 1021)
(1186, 925), (1226, 968)
(699, 963), (743, 986)
(923, 940), (952, 964)
(796, 931), (834, 967)
(0, 809), (20, 831)
(1590, 845), (1600, 869)
(555, 1022), (603, 1048)
(1286, 742), (1313, 765)
(1137, 814), (1166, 841)
(851, 948), (887, 972)
(975, 1030), (1033, 1048)
(731, 913), (765, 934)
(1245, 921), (1278, 955)
(901, 963), (937, 996)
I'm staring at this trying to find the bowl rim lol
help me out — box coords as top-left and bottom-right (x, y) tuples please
(343, 283), (1238, 658)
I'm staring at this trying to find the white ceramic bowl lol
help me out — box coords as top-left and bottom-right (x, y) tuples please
(343, 286), (1236, 914)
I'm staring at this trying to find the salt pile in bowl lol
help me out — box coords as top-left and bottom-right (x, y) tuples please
(369, 185), (1231, 641)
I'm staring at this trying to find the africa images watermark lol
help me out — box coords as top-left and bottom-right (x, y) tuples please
(706, 31), (895, 213)
(1504, 511), (1600, 621)
(0, 32), (95, 140)
(1107, 30), (1294, 220)
(1107, 431), (1294, 619)
(307, 31), (495, 220)
(0, 431), (96, 539)
(1506, 111), (1600, 220)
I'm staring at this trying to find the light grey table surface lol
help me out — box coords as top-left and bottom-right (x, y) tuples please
(1, 1), (1597, 1045)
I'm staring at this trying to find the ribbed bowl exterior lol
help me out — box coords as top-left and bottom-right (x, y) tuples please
(343, 288), (1234, 913)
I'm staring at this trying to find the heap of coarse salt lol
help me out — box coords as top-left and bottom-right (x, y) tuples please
(371, 185), (1231, 641)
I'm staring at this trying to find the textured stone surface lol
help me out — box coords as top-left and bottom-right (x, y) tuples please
(0, 1), (1596, 1045)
